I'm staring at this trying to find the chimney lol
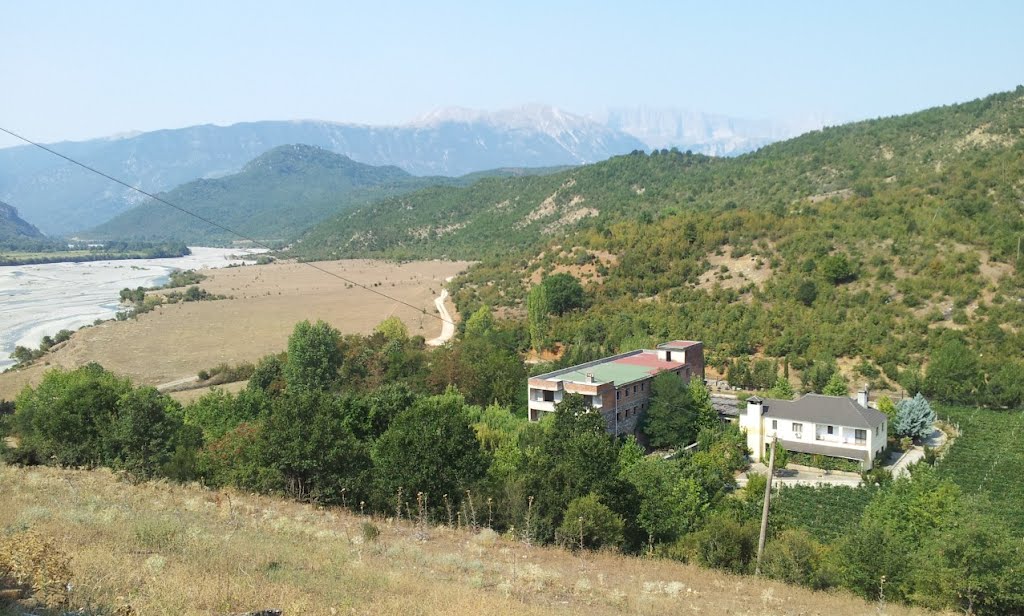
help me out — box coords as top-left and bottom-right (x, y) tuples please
(586, 372), (595, 383)
(857, 385), (869, 408)
(747, 395), (764, 416)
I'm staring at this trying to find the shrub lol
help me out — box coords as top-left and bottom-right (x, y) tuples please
(556, 493), (624, 550)
(0, 530), (73, 609)
(894, 393), (936, 441)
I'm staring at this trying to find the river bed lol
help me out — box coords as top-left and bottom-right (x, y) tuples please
(0, 247), (261, 371)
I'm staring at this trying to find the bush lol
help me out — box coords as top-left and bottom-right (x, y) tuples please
(360, 522), (381, 542)
(556, 493), (624, 550)
(894, 393), (936, 441)
(763, 529), (836, 590)
(0, 530), (73, 609)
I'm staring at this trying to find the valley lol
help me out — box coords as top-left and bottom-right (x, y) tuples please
(0, 259), (468, 400)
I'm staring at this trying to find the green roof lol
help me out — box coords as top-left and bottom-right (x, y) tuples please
(557, 362), (652, 386)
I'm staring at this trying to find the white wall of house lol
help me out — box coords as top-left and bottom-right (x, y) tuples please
(740, 400), (888, 469)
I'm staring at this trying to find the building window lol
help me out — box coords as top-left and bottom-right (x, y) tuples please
(624, 389), (629, 397)
(543, 390), (554, 402)
(616, 390), (621, 400)
(633, 385), (637, 393)
(827, 425), (834, 435)
(792, 422), (803, 438)
(617, 411), (622, 421)
(855, 429), (867, 444)
(771, 419), (777, 430)
(640, 383), (645, 391)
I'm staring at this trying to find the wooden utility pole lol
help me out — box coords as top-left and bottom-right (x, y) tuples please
(755, 435), (777, 575)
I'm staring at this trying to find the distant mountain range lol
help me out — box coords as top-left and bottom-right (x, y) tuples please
(0, 105), (819, 236)
(596, 107), (829, 156)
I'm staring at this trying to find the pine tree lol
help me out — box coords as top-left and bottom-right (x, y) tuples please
(823, 372), (849, 396)
(526, 284), (550, 353)
(894, 393), (936, 440)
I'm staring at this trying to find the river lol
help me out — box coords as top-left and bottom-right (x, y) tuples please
(0, 247), (262, 371)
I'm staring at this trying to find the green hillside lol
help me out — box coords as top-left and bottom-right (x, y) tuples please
(292, 88), (1024, 399)
(88, 145), (445, 244)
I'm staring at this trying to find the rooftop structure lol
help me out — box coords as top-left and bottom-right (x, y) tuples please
(527, 341), (704, 435)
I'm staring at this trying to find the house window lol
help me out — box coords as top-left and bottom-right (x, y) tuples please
(641, 383), (645, 391)
(616, 390), (621, 400)
(543, 390), (554, 402)
(855, 429), (867, 444)
(827, 425), (834, 435)
(624, 388), (629, 397)
(771, 419), (777, 430)
(617, 411), (622, 421)
(792, 422), (803, 438)
(633, 385), (637, 393)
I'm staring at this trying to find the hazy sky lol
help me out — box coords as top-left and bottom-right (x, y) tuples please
(2, 1), (1022, 148)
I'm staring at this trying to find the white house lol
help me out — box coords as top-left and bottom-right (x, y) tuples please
(739, 389), (888, 470)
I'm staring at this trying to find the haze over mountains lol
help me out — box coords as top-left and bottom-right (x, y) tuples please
(0, 105), (819, 235)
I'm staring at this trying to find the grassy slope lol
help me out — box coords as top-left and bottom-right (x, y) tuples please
(0, 463), (930, 616)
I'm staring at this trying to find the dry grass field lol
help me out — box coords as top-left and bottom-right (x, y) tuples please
(0, 462), (935, 616)
(0, 259), (468, 400)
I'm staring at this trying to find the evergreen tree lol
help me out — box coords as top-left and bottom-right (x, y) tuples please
(894, 393), (936, 440)
(526, 283), (550, 353)
(767, 377), (795, 399)
(924, 339), (981, 404)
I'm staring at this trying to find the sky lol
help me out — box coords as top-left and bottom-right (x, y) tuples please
(2, 0), (1022, 148)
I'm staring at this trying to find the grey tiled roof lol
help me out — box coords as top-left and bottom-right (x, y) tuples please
(711, 395), (740, 417)
(758, 393), (886, 429)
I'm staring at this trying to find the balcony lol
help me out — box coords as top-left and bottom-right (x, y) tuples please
(528, 400), (556, 413)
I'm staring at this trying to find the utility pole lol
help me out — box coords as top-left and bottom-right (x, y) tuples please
(755, 434), (777, 575)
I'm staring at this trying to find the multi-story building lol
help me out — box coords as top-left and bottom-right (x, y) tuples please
(526, 340), (704, 435)
(739, 390), (888, 470)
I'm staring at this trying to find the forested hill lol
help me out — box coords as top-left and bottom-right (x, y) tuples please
(0, 201), (45, 240)
(293, 88), (1024, 400)
(88, 145), (449, 244)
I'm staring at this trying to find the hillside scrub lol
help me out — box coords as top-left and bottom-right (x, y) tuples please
(292, 88), (1024, 407)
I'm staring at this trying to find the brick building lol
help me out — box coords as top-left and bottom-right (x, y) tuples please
(526, 341), (704, 435)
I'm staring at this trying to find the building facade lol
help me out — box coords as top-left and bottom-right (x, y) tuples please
(739, 391), (888, 470)
(527, 340), (704, 435)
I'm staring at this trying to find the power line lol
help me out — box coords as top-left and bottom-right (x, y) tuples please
(0, 126), (456, 327)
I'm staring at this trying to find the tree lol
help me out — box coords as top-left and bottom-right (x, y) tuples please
(894, 393), (935, 441)
(542, 273), (584, 316)
(524, 394), (619, 540)
(106, 387), (200, 479)
(795, 280), (818, 306)
(762, 439), (789, 471)
(802, 359), (837, 394)
(763, 529), (835, 590)
(924, 338), (981, 404)
(284, 320), (342, 391)
(12, 363), (132, 467)
(689, 379), (719, 435)
(985, 361), (1024, 409)
(556, 493), (624, 550)
(526, 283), (550, 353)
(641, 372), (695, 448)
(876, 395), (897, 436)
(822, 372), (849, 396)
(374, 316), (408, 341)
(262, 388), (371, 503)
(372, 389), (487, 514)
(620, 456), (707, 545)
(767, 377), (795, 400)
(819, 253), (856, 284)
(248, 354), (285, 395)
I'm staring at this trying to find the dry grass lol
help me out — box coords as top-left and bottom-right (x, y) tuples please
(0, 259), (469, 400)
(0, 463), (936, 615)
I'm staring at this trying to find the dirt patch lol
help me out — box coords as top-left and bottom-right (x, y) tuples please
(0, 259), (470, 399)
(529, 250), (617, 285)
(697, 247), (773, 292)
(955, 123), (1016, 151)
(805, 188), (853, 204)
(167, 380), (248, 404)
